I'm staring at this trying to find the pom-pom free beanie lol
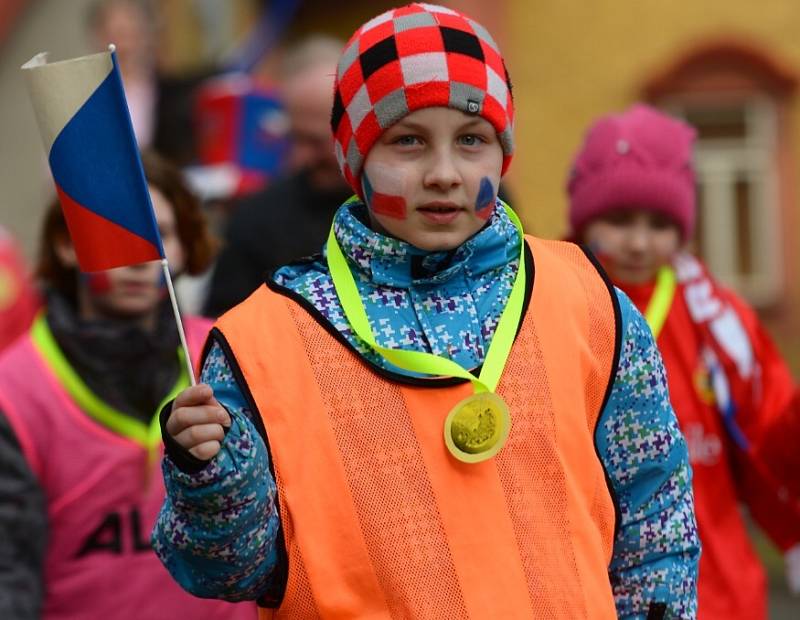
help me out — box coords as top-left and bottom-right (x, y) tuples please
(568, 103), (697, 240)
(331, 3), (514, 195)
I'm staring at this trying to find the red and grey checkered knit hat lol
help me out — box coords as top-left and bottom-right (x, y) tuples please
(331, 3), (515, 194)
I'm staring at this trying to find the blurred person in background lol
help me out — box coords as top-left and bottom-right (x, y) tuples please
(87, 0), (159, 147)
(0, 153), (255, 619)
(88, 0), (213, 165)
(0, 227), (40, 352)
(203, 35), (352, 317)
(567, 103), (800, 620)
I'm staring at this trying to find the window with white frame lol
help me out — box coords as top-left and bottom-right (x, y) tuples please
(662, 98), (782, 307)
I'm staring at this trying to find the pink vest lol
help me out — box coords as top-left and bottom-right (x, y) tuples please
(0, 315), (256, 620)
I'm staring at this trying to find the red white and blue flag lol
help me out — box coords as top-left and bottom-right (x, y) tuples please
(22, 49), (164, 272)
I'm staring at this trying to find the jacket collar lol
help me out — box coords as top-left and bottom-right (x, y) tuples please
(329, 200), (520, 288)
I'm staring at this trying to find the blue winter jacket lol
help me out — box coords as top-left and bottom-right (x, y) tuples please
(153, 200), (700, 619)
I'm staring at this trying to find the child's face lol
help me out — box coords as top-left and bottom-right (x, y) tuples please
(61, 185), (185, 320)
(361, 107), (504, 251)
(582, 209), (683, 284)
(87, 185), (185, 318)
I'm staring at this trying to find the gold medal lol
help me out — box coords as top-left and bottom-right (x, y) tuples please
(327, 203), (526, 465)
(444, 392), (511, 463)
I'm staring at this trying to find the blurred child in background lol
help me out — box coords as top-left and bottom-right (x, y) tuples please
(567, 103), (800, 619)
(0, 152), (255, 619)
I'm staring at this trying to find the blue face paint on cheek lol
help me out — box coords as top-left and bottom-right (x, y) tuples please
(362, 173), (374, 205)
(475, 176), (496, 220)
(586, 238), (614, 272)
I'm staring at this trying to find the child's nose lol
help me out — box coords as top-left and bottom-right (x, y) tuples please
(424, 150), (462, 190)
(625, 226), (650, 253)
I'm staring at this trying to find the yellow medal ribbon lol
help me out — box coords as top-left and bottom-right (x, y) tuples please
(644, 266), (677, 340)
(326, 202), (526, 463)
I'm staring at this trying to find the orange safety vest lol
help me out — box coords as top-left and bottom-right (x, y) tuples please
(216, 237), (620, 619)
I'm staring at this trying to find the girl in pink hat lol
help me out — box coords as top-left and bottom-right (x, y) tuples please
(568, 103), (800, 620)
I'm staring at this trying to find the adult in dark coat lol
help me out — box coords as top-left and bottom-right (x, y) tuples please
(204, 38), (351, 317)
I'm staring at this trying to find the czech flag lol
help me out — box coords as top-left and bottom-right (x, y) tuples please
(22, 49), (164, 272)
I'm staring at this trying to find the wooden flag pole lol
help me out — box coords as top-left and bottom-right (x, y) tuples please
(161, 259), (196, 385)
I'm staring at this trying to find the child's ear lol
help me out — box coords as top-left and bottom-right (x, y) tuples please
(53, 233), (78, 269)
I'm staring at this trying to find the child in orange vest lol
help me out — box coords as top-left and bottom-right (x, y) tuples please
(0, 152), (255, 619)
(154, 5), (700, 618)
(567, 103), (800, 619)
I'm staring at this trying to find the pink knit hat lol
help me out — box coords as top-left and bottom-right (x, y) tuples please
(331, 3), (514, 196)
(567, 104), (697, 240)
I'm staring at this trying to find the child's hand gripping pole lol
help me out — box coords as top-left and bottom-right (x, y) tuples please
(167, 383), (230, 460)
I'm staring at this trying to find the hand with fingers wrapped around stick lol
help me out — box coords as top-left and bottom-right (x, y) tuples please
(166, 384), (231, 461)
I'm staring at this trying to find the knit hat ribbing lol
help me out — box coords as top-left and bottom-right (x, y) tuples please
(331, 3), (514, 195)
(567, 104), (697, 240)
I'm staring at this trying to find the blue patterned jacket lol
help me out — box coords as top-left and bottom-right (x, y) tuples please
(153, 201), (700, 619)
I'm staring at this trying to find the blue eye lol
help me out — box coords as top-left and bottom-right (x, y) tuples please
(394, 135), (421, 146)
(459, 134), (485, 147)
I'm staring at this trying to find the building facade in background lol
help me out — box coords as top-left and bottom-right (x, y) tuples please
(504, 0), (800, 354)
